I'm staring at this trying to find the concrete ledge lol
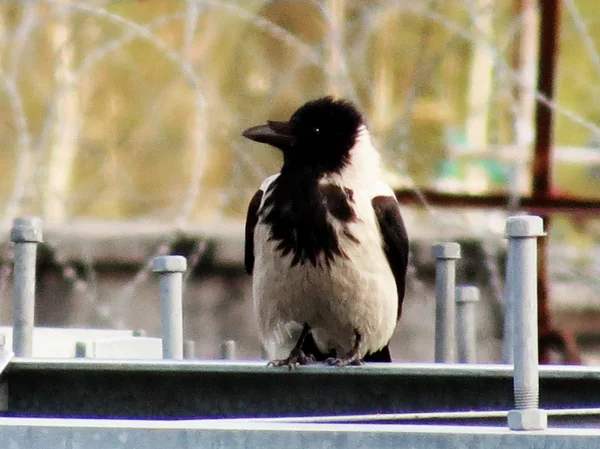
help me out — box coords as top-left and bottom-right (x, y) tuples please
(75, 337), (163, 360)
(0, 327), (140, 358)
(0, 418), (598, 449)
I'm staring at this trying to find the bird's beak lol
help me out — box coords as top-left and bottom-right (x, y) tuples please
(242, 120), (295, 149)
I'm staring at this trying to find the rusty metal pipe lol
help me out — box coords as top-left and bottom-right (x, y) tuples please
(532, 0), (560, 198)
(394, 189), (600, 215)
(533, 0), (563, 364)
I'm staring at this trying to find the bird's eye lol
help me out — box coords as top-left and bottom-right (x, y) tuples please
(313, 127), (320, 134)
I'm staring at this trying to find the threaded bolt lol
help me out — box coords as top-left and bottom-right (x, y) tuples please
(504, 215), (547, 431)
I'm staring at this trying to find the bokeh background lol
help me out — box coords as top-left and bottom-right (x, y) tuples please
(1, 0), (600, 363)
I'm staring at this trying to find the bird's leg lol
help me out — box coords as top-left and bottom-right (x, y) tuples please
(326, 330), (364, 366)
(267, 323), (316, 370)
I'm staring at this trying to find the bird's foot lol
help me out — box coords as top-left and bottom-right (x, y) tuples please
(325, 329), (363, 366)
(325, 354), (363, 366)
(267, 348), (315, 371)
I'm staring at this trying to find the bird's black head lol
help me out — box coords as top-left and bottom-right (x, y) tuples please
(242, 96), (364, 173)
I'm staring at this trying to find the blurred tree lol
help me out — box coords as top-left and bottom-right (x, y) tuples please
(325, 0), (346, 97)
(44, 0), (79, 223)
(465, 0), (494, 149)
(1, 0), (599, 224)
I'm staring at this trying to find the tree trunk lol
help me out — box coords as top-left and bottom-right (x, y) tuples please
(510, 0), (539, 202)
(465, 0), (494, 148)
(325, 0), (345, 97)
(44, 0), (79, 223)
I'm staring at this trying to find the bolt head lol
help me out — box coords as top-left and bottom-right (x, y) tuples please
(505, 215), (545, 238)
(10, 217), (43, 243)
(507, 408), (548, 431)
(152, 255), (187, 273)
(431, 242), (461, 260)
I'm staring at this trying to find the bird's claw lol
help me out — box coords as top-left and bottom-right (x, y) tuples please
(325, 330), (364, 366)
(325, 355), (363, 366)
(267, 350), (315, 370)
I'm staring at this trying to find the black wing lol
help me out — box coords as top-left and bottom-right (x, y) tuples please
(244, 189), (263, 275)
(372, 195), (409, 321)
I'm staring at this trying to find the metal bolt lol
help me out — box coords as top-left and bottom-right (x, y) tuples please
(456, 285), (480, 364)
(184, 339), (196, 360)
(220, 340), (237, 360)
(503, 244), (515, 364)
(432, 242), (461, 363)
(504, 215), (548, 431)
(153, 255), (187, 360)
(11, 217), (43, 357)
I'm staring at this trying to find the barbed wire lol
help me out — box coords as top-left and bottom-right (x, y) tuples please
(0, 1), (599, 357)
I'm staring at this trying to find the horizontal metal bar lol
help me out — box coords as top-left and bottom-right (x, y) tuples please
(394, 189), (600, 214)
(0, 418), (599, 449)
(446, 144), (600, 163)
(7, 359), (600, 379)
(4, 360), (600, 420)
(1, 416), (599, 432)
(228, 408), (600, 424)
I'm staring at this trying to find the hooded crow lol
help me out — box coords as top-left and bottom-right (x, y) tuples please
(243, 96), (409, 367)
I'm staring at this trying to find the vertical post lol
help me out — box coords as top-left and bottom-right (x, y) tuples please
(220, 340), (236, 360)
(152, 255), (187, 360)
(532, 0), (562, 365)
(0, 331), (7, 411)
(504, 246), (515, 364)
(432, 242), (461, 363)
(11, 217), (43, 357)
(184, 339), (196, 360)
(505, 215), (547, 431)
(532, 0), (560, 197)
(456, 285), (480, 364)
